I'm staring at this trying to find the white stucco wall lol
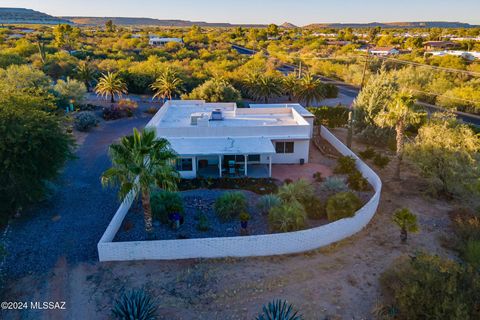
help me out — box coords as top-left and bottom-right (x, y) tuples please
(270, 140), (310, 164)
(98, 126), (381, 262)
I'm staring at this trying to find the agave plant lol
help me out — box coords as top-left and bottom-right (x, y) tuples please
(256, 299), (303, 320)
(112, 290), (157, 320)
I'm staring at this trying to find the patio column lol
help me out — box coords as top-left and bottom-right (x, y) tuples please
(268, 156), (272, 178)
(218, 155), (222, 177)
(244, 154), (248, 176)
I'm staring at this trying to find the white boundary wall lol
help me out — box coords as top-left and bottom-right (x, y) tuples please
(98, 126), (382, 261)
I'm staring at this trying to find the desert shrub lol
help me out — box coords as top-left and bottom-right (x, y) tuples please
(185, 78), (241, 102)
(214, 191), (247, 221)
(334, 156), (357, 174)
(277, 179), (314, 204)
(257, 194), (281, 215)
(322, 176), (348, 192)
(312, 171), (323, 182)
(380, 253), (480, 320)
(307, 106), (349, 128)
(103, 100), (137, 120)
(357, 126), (396, 148)
(347, 170), (369, 191)
(303, 196), (325, 220)
(145, 106), (158, 114)
(268, 201), (306, 232)
(54, 77), (87, 107)
(74, 111), (98, 131)
(256, 299), (303, 320)
(150, 190), (184, 224)
(326, 192), (362, 221)
(358, 146), (376, 160)
(196, 213), (210, 232)
(373, 153), (391, 169)
(464, 240), (480, 268)
(112, 290), (157, 320)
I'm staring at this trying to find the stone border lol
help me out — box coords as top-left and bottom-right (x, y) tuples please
(97, 126), (382, 261)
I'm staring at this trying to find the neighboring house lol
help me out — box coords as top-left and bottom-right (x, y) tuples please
(429, 50), (480, 61)
(424, 41), (457, 51)
(148, 101), (314, 179)
(149, 37), (183, 46)
(369, 47), (400, 56)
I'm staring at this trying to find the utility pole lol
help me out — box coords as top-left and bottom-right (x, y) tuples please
(346, 49), (369, 148)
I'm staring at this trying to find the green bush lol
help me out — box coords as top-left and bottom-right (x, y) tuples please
(150, 190), (184, 224)
(277, 179), (314, 204)
(112, 290), (157, 320)
(256, 299), (303, 320)
(307, 106), (349, 128)
(373, 153), (391, 169)
(303, 196), (325, 220)
(214, 191), (247, 221)
(268, 201), (306, 232)
(322, 176), (348, 192)
(463, 240), (480, 268)
(74, 111), (98, 131)
(334, 156), (357, 175)
(326, 192), (362, 221)
(347, 170), (369, 191)
(257, 194), (281, 215)
(312, 171), (323, 182)
(196, 213), (210, 232)
(380, 253), (480, 320)
(357, 126), (396, 148)
(358, 147), (376, 160)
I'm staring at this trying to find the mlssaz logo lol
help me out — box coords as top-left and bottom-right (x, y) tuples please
(30, 301), (66, 310)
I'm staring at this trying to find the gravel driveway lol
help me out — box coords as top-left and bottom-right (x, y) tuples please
(1, 112), (152, 279)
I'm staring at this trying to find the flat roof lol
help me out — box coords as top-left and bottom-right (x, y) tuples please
(168, 137), (276, 156)
(249, 103), (315, 118)
(156, 101), (308, 128)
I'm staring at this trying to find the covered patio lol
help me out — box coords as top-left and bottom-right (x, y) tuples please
(169, 137), (276, 179)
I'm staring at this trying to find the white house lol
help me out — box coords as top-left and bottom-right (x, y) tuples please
(148, 37), (183, 46)
(369, 47), (400, 56)
(147, 101), (314, 179)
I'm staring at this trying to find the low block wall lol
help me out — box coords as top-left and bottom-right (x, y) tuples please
(98, 126), (382, 261)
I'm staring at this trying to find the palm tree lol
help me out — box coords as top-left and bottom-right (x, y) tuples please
(295, 73), (326, 107)
(76, 60), (97, 92)
(101, 128), (179, 235)
(151, 68), (184, 101)
(392, 208), (419, 243)
(95, 72), (127, 103)
(245, 73), (283, 103)
(282, 74), (299, 102)
(374, 92), (424, 180)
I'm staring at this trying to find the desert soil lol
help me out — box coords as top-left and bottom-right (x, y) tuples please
(0, 125), (455, 320)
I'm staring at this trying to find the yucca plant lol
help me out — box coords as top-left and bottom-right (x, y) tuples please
(112, 290), (157, 320)
(256, 299), (303, 320)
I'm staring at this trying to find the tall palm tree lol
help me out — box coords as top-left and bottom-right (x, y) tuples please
(76, 60), (97, 92)
(374, 92), (424, 180)
(101, 128), (179, 235)
(151, 68), (184, 101)
(282, 74), (299, 102)
(295, 73), (326, 107)
(95, 72), (127, 103)
(245, 73), (283, 103)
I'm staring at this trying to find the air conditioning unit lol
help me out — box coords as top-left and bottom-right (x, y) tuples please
(210, 108), (223, 121)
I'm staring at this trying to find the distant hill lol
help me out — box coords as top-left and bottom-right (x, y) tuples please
(304, 21), (479, 29)
(281, 22), (298, 29)
(63, 16), (266, 28)
(0, 8), (71, 25)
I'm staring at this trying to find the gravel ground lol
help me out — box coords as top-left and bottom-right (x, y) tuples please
(114, 189), (266, 241)
(0, 109), (153, 279)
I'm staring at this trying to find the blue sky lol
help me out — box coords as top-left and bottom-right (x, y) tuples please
(2, 0), (479, 25)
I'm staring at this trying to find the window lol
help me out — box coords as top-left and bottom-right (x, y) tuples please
(224, 155), (245, 163)
(248, 154), (260, 162)
(175, 158), (193, 171)
(275, 141), (294, 154)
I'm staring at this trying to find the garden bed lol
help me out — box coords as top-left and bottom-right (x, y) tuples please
(178, 177), (279, 195)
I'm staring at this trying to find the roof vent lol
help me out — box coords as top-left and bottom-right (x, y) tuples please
(210, 109), (223, 121)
